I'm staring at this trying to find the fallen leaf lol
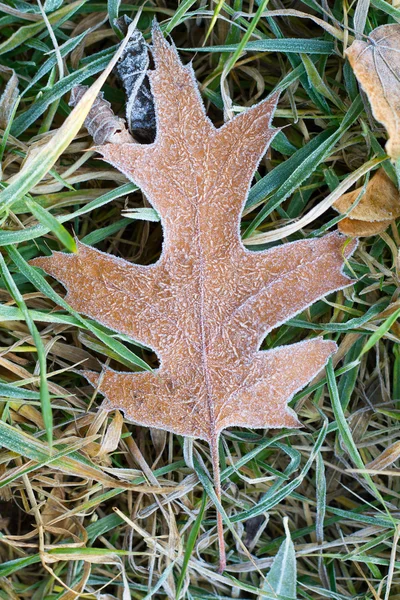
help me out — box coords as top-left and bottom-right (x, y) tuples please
(115, 16), (156, 142)
(334, 169), (400, 222)
(31, 23), (356, 571)
(346, 24), (400, 160)
(333, 168), (400, 236)
(336, 217), (391, 237)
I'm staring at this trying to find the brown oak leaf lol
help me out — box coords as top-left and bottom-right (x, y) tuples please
(333, 168), (400, 237)
(32, 24), (356, 570)
(346, 24), (400, 160)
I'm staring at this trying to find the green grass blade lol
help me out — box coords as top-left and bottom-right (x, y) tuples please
(175, 493), (207, 598)
(26, 199), (77, 252)
(0, 382), (42, 399)
(326, 359), (394, 517)
(0, 183), (136, 245)
(359, 307), (400, 357)
(188, 38), (335, 54)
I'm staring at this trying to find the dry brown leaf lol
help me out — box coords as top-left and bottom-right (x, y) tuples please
(41, 475), (69, 531)
(333, 169), (400, 222)
(336, 216), (392, 237)
(31, 23), (356, 571)
(333, 168), (400, 236)
(346, 24), (400, 160)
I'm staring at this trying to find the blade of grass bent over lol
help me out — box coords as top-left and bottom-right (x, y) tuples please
(26, 200), (77, 253)
(175, 492), (207, 598)
(359, 307), (400, 357)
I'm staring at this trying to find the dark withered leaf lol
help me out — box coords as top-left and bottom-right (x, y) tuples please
(69, 85), (133, 145)
(115, 16), (156, 142)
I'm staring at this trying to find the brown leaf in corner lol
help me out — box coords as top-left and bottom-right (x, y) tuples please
(346, 25), (400, 160)
(336, 217), (392, 237)
(333, 168), (400, 237)
(31, 23), (356, 570)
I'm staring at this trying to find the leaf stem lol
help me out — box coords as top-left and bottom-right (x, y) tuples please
(210, 435), (226, 573)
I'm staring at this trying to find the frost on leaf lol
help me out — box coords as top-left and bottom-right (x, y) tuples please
(115, 17), (156, 142)
(333, 168), (400, 237)
(31, 23), (356, 570)
(346, 24), (400, 160)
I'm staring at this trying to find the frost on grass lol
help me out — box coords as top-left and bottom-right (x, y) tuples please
(32, 23), (356, 569)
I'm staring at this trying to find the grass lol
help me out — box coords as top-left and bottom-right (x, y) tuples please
(0, 0), (399, 598)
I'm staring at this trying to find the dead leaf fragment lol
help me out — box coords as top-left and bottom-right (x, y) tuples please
(346, 24), (400, 160)
(32, 23), (356, 570)
(337, 217), (392, 237)
(97, 409), (124, 457)
(115, 17), (156, 142)
(334, 169), (400, 222)
(333, 168), (400, 236)
(366, 440), (400, 471)
(69, 85), (133, 145)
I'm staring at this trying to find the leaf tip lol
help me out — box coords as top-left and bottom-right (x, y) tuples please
(150, 19), (180, 71)
(29, 255), (52, 271)
(82, 370), (100, 388)
(282, 407), (302, 429)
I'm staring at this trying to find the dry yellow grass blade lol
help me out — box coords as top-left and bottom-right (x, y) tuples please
(366, 440), (400, 471)
(262, 9), (348, 43)
(0, 419), (174, 493)
(245, 157), (382, 244)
